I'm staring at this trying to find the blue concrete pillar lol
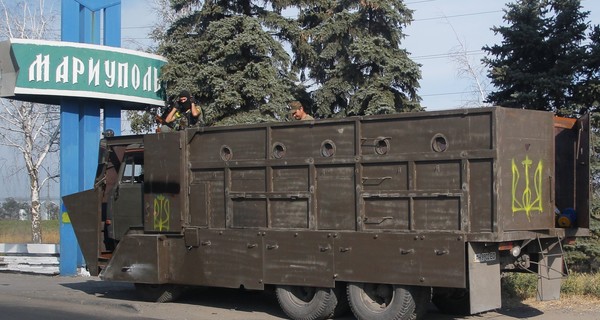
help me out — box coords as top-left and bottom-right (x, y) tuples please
(59, 102), (80, 276)
(60, 0), (122, 276)
(104, 105), (122, 135)
(103, 1), (122, 135)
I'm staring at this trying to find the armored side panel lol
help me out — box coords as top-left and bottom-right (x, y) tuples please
(177, 228), (264, 289)
(143, 132), (186, 233)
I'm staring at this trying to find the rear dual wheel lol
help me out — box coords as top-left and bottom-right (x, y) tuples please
(347, 283), (427, 320)
(275, 282), (427, 320)
(276, 285), (347, 320)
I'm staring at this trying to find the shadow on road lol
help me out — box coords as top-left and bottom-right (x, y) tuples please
(494, 299), (545, 319)
(60, 280), (548, 320)
(61, 281), (289, 319)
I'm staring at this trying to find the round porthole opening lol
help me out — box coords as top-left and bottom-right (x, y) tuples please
(374, 137), (390, 155)
(431, 134), (448, 152)
(220, 145), (233, 161)
(272, 142), (286, 159)
(321, 140), (336, 157)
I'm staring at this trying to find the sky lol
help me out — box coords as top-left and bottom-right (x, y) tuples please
(0, 0), (599, 200)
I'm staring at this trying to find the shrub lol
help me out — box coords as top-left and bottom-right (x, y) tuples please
(502, 273), (538, 299)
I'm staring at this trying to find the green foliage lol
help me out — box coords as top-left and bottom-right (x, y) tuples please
(127, 110), (158, 134)
(501, 273), (538, 300)
(0, 198), (31, 220)
(156, 0), (423, 126)
(159, 0), (299, 126)
(44, 201), (60, 221)
(483, 0), (598, 117)
(295, 0), (422, 117)
(562, 272), (600, 296)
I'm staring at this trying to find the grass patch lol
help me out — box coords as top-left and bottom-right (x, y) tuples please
(502, 272), (538, 300)
(562, 272), (600, 297)
(0, 220), (59, 243)
(502, 272), (600, 300)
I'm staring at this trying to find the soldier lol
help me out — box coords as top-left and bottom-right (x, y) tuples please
(162, 90), (202, 132)
(289, 101), (314, 121)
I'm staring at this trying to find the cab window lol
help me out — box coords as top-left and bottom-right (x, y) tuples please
(121, 153), (144, 183)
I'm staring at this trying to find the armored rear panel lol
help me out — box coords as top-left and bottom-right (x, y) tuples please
(496, 108), (555, 231)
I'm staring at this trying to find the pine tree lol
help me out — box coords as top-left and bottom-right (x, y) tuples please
(574, 25), (600, 109)
(296, 0), (422, 117)
(482, 0), (594, 116)
(159, 0), (299, 125)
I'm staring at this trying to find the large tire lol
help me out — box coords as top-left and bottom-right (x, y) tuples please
(275, 285), (339, 320)
(134, 283), (183, 303)
(347, 283), (417, 320)
(431, 287), (470, 315)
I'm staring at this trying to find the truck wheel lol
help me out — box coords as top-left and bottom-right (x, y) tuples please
(275, 285), (338, 320)
(347, 282), (416, 320)
(134, 283), (183, 303)
(431, 288), (470, 315)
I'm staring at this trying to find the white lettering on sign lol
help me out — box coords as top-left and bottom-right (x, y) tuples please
(104, 60), (116, 88)
(56, 56), (69, 83)
(474, 251), (497, 263)
(28, 55), (161, 93)
(28, 54), (50, 82)
(72, 57), (84, 84)
(89, 58), (100, 86)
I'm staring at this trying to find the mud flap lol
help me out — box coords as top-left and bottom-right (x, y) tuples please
(467, 243), (501, 314)
(537, 238), (564, 301)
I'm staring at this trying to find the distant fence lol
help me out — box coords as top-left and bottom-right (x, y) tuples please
(0, 243), (59, 275)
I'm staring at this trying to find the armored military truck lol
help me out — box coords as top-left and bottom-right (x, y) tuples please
(64, 106), (590, 320)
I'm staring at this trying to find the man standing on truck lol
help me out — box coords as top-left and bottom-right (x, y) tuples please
(161, 90), (202, 132)
(289, 101), (314, 121)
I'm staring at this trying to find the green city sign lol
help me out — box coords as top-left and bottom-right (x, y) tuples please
(0, 38), (167, 106)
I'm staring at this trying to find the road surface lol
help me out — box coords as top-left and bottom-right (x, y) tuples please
(0, 272), (598, 319)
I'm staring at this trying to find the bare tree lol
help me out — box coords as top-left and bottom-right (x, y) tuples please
(445, 17), (491, 108)
(0, 0), (59, 243)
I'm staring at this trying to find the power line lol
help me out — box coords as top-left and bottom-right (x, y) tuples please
(406, 0), (439, 4)
(414, 10), (503, 22)
(412, 50), (485, 61)
(420, 89), (489, 97)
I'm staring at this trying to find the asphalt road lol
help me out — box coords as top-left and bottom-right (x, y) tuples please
(0, 272), (598, 320)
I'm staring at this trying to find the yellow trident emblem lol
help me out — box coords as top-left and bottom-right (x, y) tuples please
(511, 156), (543, 221)
(153, 194), (170, 231)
